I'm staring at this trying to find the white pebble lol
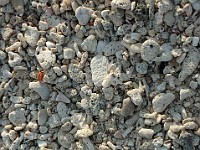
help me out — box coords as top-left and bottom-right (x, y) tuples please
(152, 93), (175, 113)
(63, 47), (75, 59)
(29, 82), (50, 100)
(138, 128), (154, 139)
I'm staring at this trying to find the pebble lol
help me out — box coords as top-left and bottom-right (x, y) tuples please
(90, 55), (109, 87)
(81, 35), (97, 52)
(138, 128), (154, 139)
(141, 39), (160, 63)
(180, 88), (195, 101)
(75, 128), (93, 138)
(178, 48), (200, 81)
(57, 102), (68, 118)
(63, 47), (75, 59)
(35, 47), (56, 69)
(48, 114), (61, 128)
(56, 92), (71, 103)
(121, 98), (135, 117)
(75, 6), (93, 25)
(25, 26), (40, 47)
(29, 82), (50, 100)
(10, 0), (24, 15)
(38, 109), (48, 125)
(0, 0), (9, 6)
(127, 88), (143, 106)
(111, 0), (131, 9)
(8, 108), (26, 126)
(8, 52), (22, 67)
(152, 93), (175, 113)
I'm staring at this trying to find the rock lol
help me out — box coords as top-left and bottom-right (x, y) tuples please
(141, 39), (161, 63)
(75, 6), (93, 25)
(57, 102), (68, 118)
(152, 93), (175, 113)
(37, 140), (47, 148)
(183, 121), (198, 130)
(75, 128), (93, 138)
(8, 108), (26, 126)
(68, 63), (84, 83)
(25, 26), (40, 47)
(63, 48), (75, 59)
(127, 89), (143, 106)
(8, 52), (22, 67)
(81, 35), (97, 53)
(138, 128), (154, 139)
(136, 61), (148, 74)
(58, 131), (73, 148)
(121, 98), (135, 117)
(38, 109), (48, 125)
(35, 46), (56, 70)
(178, 47), (200, 81)
(10, 96), (23, 104)
(48, 114), (61, 128)
(1, 28), (13, 41)
(103, 41), (125, 56)
(180, 89), (195, 101)
(111, 0), (131, 9)
(56, 92), (71, 103)
(0, 0), (9, 6)
(90, 55), (109, 87)
(10, 0), (24, 15)
(29, 82), (50, 100)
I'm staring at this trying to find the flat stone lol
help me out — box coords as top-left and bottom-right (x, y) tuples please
(29, 82), (50, 100)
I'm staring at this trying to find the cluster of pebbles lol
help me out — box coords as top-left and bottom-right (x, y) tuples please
(0, 0), (200, 149)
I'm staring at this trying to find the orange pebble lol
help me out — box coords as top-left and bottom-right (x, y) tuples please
(37, 71), (44, 82)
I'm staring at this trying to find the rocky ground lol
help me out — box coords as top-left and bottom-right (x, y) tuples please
(0, 0), (200, 150)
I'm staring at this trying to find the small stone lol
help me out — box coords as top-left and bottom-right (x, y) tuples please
(111, 0), (131, 9)
(8, 108), (26, 126)
(180, 89), (195, 101)
(38, 109), (48, 125)
(29, 82), (50, 100)
(75, 6), (93, 25)
(178, 48), (200, 81)
(63, 48), (75, 59)
(178, 132), (193, 150)
(103, 41), (125, 56)
(68, 63), (84, 83)
(152, 93), (175, 113)
(8, 52), (22, 67)
(90, 55), (109, 87)
(0, 0), (9, 6)
(121, 98), (135, 117)
(136, 62), (148, 74)
(189, 81), (198, 89)
(183, 121), (198, 130)
(48, 114), (61, 128)
(138, 128), (154, 139)
(61, 122), (72, 132)
(75, 128), (93, 138)
(37, 140), (47, 148)
(57, 102), (68, 118)
(192, 37), (199, 46)
(141, 39), (160, 63)
(10, 96), (23, 104)
(10, 0), (24, 15)
(130, 32), (141, 41)
(56, 92), (71, 103)
(35, 47), (56, 69)
(1, 28), (13, 41)
(81, 35), (97, 52)
(39, 126), (48, 134)
(127, 89), (143, 106)
(25, 26), (40, 47)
